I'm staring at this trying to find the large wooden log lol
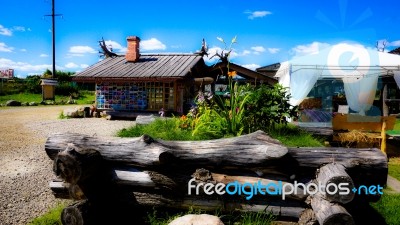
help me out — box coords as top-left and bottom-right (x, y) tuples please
(61, 199), (141, 225)
(132, 192), (307, 219)
(49, 180), (85, 200)
(53, 145), (104, 184)
(61, 200), (94, 225)
(315, 163), (355, 204)
(310, 194), (355, 225)
(45, 130), (288, 168)
(287, 147), (387, 188)
(49, 167), (308, 201)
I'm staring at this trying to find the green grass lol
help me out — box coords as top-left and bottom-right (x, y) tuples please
(118, 118), (324, 148)
(118, 118), (208, 140)
(371, 191), (400, 225)
(388, 157), (400, 183)
(387, 119), (400, 136)
(0, 91), (95, 105)
(266, 123), (324, 147)
(27, 204), (65, 225)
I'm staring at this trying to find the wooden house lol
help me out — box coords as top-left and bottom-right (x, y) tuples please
(73, 36), (276, 114)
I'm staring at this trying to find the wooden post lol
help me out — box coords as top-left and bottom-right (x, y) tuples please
(381, 120), (387, 154)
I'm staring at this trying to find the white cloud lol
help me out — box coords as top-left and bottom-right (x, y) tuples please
(389, 40), (400, 47)
(268, 48), (280, 54)
(291, 41), (331, 56)
(251, 46), (266, 53)
(241, 64), (260, 71)
(40, 54), (49, 57)
(0, 42), (14, 52)
(80, 64), (89, 69)
(12, 26), (28, 32)
(69, 46), (97, 54)
(20, 49), (27, 52)
(0, 25), (12, 36)
(0, 57), (56, 72)
(245, 10), (272, 20)
(242, 50), (251, 56)
(65, 62), (79, 69)
(104, 40), (127, 53)
(141, 38), (166, 51)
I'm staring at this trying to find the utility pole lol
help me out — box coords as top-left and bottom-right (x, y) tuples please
(51, 0), (56, 78)
(48, 0), (62, 78)
(43, 0), (62, 101)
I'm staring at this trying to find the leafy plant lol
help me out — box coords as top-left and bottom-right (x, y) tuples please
(118, 118), (209, 140)
(244, 84), (298, 132)
(192, 36), (251, 137)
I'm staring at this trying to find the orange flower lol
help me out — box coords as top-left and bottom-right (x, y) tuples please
(180, 115), (187, 120)
(228, 71), (237, 77)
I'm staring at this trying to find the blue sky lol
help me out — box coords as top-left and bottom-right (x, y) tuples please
(1, 0), (400, 77)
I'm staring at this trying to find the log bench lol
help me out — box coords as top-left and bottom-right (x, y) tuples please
(44, 131), (388, 225)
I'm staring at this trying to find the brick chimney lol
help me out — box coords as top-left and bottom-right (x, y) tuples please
(126, 36), (141, 62)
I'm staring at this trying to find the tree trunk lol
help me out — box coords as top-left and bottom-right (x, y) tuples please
(315, 163), (355, 204)
(310, 194), (355, 225)
(45, 131), (288, 168)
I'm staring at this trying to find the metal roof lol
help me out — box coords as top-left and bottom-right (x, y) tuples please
(73, 54), (204, 80)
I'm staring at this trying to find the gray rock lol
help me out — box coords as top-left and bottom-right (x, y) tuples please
(63, 107), (85, 118)
(29, 102), (38, 106)
(21, 102), (28, 106)
(135, 114), (156, 125)
(6, 100), (21, 106)
(168, 214), (224, 225)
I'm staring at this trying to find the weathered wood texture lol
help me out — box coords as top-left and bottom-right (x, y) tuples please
(133, 192), (306, 219)
(315, 163), (355, 204)
(49, 166), (308, 201)
(45, 130), (287, 168)
(45, 131), (388, 225)
(287, 147), (388, 189)
(61, 200), (94, 225)
(310, 194), (355, 225)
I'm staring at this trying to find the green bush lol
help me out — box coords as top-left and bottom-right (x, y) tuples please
(24, 75), (42, 94)
(55, 83), (79, 96)
(244, 84), (298, 133)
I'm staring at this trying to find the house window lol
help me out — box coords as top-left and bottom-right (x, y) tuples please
(96, 81), (175, 111)
(147, 82), (175, 111)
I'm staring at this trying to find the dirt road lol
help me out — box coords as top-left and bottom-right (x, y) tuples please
(0, 106), (135, 225)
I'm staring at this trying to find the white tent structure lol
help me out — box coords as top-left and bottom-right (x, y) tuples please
(276, 43), (400, 117)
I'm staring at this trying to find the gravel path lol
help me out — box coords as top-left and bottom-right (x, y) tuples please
(0, 106), (136, 225)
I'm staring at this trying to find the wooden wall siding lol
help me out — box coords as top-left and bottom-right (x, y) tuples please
(74, 54), (203, 80)
(96, 81), (176, 112)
